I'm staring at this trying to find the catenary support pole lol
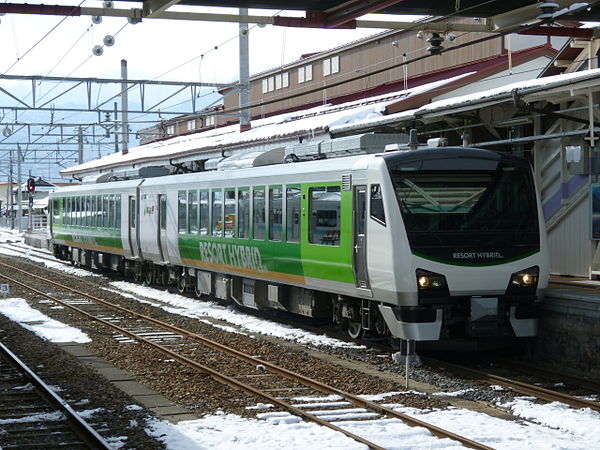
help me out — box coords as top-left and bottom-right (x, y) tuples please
(239, 8), (250, 132)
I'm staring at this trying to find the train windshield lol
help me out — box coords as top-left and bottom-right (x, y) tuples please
(386, 153), (540, 262)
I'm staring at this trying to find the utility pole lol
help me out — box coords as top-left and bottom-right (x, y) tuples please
(239, 8), (251, 132)
(8, 150), (14, 229)
(27, 170), (32, 232)
(121, 59), (129, 155)
(114, 102), (119, 154)
(77, 126), (84, 165)
(16, 145), (22, 233)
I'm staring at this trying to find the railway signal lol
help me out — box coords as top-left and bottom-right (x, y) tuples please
(27, 177), (36, 193)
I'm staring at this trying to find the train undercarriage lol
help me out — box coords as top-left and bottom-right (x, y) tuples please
(51, 243), (388, 340)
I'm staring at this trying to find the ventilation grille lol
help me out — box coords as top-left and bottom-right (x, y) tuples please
(342, 174), (352, 191)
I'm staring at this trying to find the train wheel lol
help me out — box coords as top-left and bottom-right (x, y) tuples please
(159, 268), (169, 286)
(177, 274), (187, 294)
(347, 320), (363, 339)
(144, 268), (153, 286)
(194, 283), (203, 299)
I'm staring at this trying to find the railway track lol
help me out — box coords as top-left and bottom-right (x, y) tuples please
(0, 341), (110, 449)
(0, 260), (492, 450)
(3, 241), (62, 264)
(422, 357), (600, 413)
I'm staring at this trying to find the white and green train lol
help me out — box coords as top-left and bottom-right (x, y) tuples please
(49, 147), (549, 346)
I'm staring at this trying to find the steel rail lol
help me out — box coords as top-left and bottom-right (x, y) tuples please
(497, 358), (600, 394)
(0, 341), (111, 449)
(423, 357), (600, 413)
(0, 265), (384, 450)
(0, 260), (491, 450)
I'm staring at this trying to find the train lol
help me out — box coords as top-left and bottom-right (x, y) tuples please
(48, 146), (549, 346)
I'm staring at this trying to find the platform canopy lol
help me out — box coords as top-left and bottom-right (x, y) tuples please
(2, 0), (600, 31)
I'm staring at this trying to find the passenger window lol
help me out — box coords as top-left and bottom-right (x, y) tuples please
(90, 196), (96, 228)
(309, 186), (341, 246)
(286, 186), (301, 243)
(188, 191), (198, 234)
(253, 187), (265, 240)
(109, 196), (116, 228)
(96, 196), (102, 227)
(130, 198), (136, 229)
(103, 195), (109, 228)
(115, 196), (121, 228)
(76, 197), (83, 226)
(370, 184), (386, 225)
(238, 189), (250, 239)
(178, 191), (187, 234)
(212, 190), (223, 237)
(85, 196), (91, 227)
(269, 186), (282, 241)
(159, 196), (166, 230)
(52, 199), (60, 224)
(225, 190), (236, 238)
(199, 191), (209, 236)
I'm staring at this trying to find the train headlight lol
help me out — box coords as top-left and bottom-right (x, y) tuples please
(416, 269), (447, 291)
(507, 266), (539, 296)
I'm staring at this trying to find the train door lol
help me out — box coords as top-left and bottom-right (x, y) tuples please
(128, 195), (139, 259)
(353, 186), (370, 289)
(158, 194), (169, 263)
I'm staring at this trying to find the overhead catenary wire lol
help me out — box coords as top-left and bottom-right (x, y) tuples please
(1, 0), (85, 76)
(2, 0), (597, 176)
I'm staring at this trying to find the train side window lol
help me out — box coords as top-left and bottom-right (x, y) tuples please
(188, 191), (198, 234)
(286, 186), (301, 243)
(103, 195), (109, 228)
(225, 190), (236, 238)
(309, 186), (341, 246)
(178, 191), (187, 234)
(252, 187), (265, 240)
(64, 198), (69, 225)
(269, 186), (282, 242)
(115, 195), (121, 229)
(83, 196), (89, 227)
(90, 196), (96, 228)
(109, 195), (116, 228)
(238, 188), (250, 239)
(212, 189), (223, 237)
(370, 184), (386, 226)
(130, 197), (136, 229)
(76, 197), (82, 227)
(159, 195), (166, 230)
(199, 191), (209, 236)
(98, 196), (102, 228)
(52, 199), (60, 224)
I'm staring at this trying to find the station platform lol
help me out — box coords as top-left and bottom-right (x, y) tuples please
(537, 276), (600, 377)
(23, 229), (50, 250)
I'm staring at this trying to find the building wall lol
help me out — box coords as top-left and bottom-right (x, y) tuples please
(225, 23), (504, 118)
(537, 103), (594, 277)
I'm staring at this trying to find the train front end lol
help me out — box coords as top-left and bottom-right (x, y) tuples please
(376, 147), (549, 345)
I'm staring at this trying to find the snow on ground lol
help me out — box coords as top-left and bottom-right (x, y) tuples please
(0, 231), (98, 277)
(0, 297), (91, 343)
(2, 231), (600, 448)
(110, 281), (364, 349)
(144, 398), (600, 450)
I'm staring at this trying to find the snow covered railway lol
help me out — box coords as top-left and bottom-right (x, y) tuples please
(48, 146), (549, 347)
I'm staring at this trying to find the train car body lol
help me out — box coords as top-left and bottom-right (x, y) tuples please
(49, 147), (549, 346)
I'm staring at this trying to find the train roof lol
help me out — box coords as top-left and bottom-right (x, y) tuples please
(51, 147), (531, 194)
